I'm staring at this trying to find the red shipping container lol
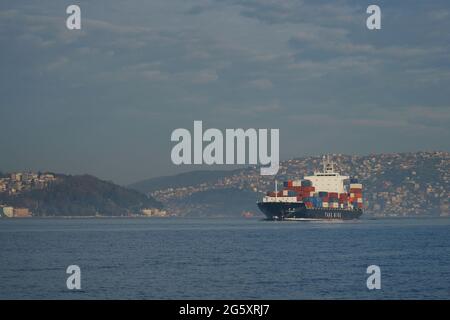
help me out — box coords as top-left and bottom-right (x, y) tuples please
(287, 180), (293, 187)
(328, 192), (338, 198)
(349, 188), (362, 193)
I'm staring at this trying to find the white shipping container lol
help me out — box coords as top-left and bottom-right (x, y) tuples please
(350, 183), (363, 189)
(357, 198), (363, 203)
(292, 180), (301, 187)
(322, 202), (329, 208)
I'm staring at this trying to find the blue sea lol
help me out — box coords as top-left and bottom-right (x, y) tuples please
(0, 217), (449, 299)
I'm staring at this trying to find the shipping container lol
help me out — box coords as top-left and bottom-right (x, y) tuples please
(301, 180), (312, 187)
(311, 197), (323, 207)
(318, 191), (328, 197)
(292, 180), (302, 187)
(328, 192), (338, 198)
(350, 183), (363, 189)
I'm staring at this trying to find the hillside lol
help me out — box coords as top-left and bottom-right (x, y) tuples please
(0, 174), (163, 217)
(171, 188), (259, 218)
(133, 151), (450, 217)
(129, 169), (240, 193)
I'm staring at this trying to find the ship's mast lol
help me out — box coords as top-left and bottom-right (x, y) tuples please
(322, 155), (336, 174)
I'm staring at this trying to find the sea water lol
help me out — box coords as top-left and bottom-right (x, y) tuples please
(0, 217), (449, 299)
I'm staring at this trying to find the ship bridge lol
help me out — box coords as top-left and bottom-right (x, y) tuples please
(304, 156), (348, 193)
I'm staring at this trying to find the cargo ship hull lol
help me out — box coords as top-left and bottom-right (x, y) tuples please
(257, 202), (362, 221)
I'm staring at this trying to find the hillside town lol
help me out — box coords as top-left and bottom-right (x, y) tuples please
(0, 171), (166, 218)
(0, 172), (56, 195)
(0, 172), (56, 217)
(150, 151), (450, 217)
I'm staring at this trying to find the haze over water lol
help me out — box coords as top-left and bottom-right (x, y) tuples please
(0, 217), (449, 299)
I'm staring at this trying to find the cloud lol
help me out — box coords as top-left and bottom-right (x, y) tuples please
(0, 0), (449, 183)
(246, 78), (273, 89)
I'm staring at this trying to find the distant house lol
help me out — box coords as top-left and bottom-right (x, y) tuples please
(2, 207), (14, 218)
(141, 208), (168, 217)
(13, 208), (32, 218)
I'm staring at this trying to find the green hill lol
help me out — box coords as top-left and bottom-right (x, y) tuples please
(129, 169), (241, 193)
(0, 174), (163, 217)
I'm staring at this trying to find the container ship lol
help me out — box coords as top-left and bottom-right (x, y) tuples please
(257, 156), (363, 221)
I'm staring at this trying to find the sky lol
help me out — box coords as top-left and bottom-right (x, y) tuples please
(0, 0), (449, 184)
